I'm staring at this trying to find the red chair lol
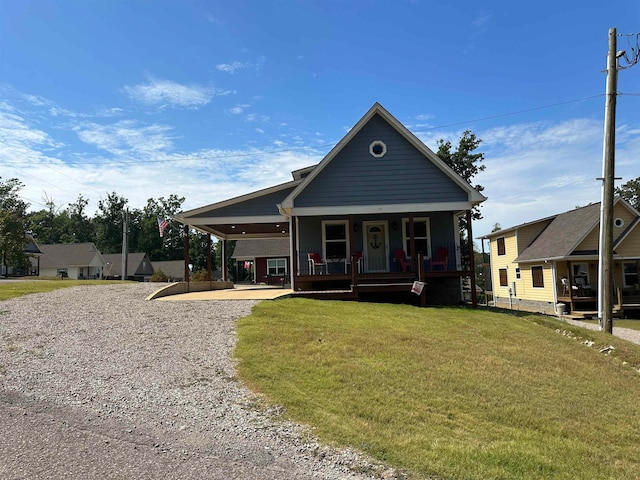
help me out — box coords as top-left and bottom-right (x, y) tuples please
(393, 249), (410, 272)
(307, 252), (327, 275)
(431, 247), (449, 271)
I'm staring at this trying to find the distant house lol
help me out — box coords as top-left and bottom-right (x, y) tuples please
(151, 260), (187, 282)
(175, 103), (486, 305)
(481, 198), (640, 317)
(102, 253), (154, 281)
(35, 242), (105, 279)
(231, 238), (290, 285)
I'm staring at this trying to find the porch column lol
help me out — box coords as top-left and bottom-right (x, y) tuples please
(206, 235), (212, 282)
(409, 214), (416, 272)
(183, 225), (190, 291)
(291, 217), (298, 290)
(466, 210), (478, 308)
(222, 240), (227, 282)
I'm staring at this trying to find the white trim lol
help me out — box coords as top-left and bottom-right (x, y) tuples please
(280, 103), (486, 210)
(176, 180), (300, 220)
(321, 220), (350, 267)
(362, 221), (389, 272)
(289, 202), (475, 217)
(369, 140), (387, 158)
(622, 261), (639, 288)
(178, 215), (287, 225)
(401, 217), (431, 258)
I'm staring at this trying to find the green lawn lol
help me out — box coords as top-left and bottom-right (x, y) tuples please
(0, 279), (129, 301)
(236, 299), (640, 480)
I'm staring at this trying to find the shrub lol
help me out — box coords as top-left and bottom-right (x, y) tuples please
(192, 269), (209, 281)
(150, 269), (168, 282)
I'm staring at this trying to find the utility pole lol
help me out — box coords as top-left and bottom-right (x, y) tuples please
(598, 29), (640, 333)
(121, 209), (129, 281)
(598, 28), (618, 334)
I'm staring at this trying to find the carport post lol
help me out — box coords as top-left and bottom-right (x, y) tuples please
(184, 225), (190, 292)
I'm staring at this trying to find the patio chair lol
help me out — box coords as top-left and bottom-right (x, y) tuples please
(393, 249), (410, 272)
(431, 247), (449, 271)
(307, 252), (327, 275)
(351, 251), (363, 273)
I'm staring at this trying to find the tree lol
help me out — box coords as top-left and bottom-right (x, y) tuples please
(140, 195), (185, 261)
(0, 178), (30, 275)
(436, 130), (486, 222)
(436, 130), (486, 267)
(94, 192), (128, 254)
(65, 194), (94, 243)
(615, 177), (640, 210)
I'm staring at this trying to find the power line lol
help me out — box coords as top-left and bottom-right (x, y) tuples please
(3, 93), (607, 168)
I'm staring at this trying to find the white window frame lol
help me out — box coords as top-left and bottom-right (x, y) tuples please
(267, 258), (287, 276)
(401, 217), (431, 258)
(515, 267), (521, 280)
(321, 220), (349, 260)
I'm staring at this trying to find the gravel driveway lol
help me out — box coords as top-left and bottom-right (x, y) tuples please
(0, 283), (391, 480)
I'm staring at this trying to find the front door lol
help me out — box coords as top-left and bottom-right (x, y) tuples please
(364, 222), (388, 272)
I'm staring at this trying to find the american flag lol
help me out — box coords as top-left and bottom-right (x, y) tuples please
(157, 217), (170, 238)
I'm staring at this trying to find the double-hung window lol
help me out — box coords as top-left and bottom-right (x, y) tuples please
(267, 258), (287, 276)
(402, 218), (431, 257)
(623, 262), (638, 287)
(322, 221), (348, 259)
(531, 266), (544, 288)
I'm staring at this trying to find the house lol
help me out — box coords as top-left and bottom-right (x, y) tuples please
(481, 198), (640, 317)
(102, 253), (154, 281)
(35, 242), (105, 279)
(231, 238), (290, 285)
(174, 103), (486, 305)
(151, 260), (187, 282)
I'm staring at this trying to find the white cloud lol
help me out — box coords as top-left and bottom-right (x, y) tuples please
(228, 104), (251, 115)
(123, 77), (227, 109)
(216, 61), (250, 74)
(74, 120), (174, 156)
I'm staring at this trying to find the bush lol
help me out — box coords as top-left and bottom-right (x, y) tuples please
(192, 269), (209, 281)
(150, 269), (168, 282)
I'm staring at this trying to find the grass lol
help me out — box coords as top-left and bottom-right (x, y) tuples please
(235, 299), (640, 480)
(0, 279), (130, 301)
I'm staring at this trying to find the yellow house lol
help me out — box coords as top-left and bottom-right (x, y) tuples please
(481, 198), (640, 317)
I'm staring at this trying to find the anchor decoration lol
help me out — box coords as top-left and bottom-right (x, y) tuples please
(370, 233), (382, 249)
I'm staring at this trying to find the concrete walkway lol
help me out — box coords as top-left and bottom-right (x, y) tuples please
(157, 284), (293, 301)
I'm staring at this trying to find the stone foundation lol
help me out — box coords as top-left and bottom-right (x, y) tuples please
(494, 296), (558, 315)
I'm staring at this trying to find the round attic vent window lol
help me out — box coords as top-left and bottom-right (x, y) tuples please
(614, 217), (625, 228)
(369, 141), (387, 158)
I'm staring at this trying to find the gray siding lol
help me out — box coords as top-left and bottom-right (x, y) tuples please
(295, 114), (468, 208)
(191, 187), (296, 218)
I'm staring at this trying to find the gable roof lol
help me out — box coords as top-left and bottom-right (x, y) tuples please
(231, 238), (290, 260)
(509, 197), (640, 262)
(37, 243), (104, 268)
(102, 253), (154, 277)
(515, 203), (601, 262)
(174, 180), (299, 240)
(279, 102), (486, 214)
(151, 260), (187, 280)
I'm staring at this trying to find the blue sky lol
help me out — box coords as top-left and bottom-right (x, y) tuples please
(1, 0), (640, 238)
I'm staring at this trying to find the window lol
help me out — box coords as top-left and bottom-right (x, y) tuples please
(267, 258), (287, 275)
(497, 237), (506, 256)
(572, 263), (589, 287)
(623, 262), (638, 287)
(515, 267), (521, 279)
(531, 266), (544, 288)
(402, 218), (431, 257)
(369, 140), (387, 158)
(322, 221), (348, 258)
(499, 268), (508, 286)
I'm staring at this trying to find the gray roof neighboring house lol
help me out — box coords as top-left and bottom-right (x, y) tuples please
(102, 253), (154, 279)
(515, 203), (602, 262)
(151, 260), (187, 281)
(231, 239), (290, 260)
(36, 242), (105, 268)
